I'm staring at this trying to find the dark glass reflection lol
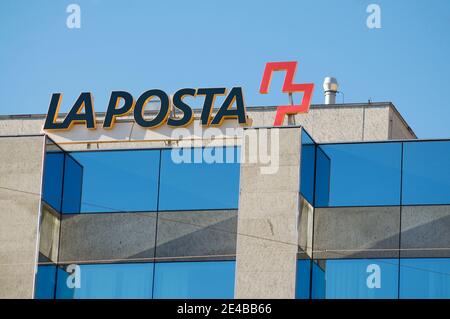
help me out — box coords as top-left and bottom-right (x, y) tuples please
(315, 143), (402, 207)
(300, 130), (315, 204)
(61, 154), (83, 213)
(42, 151), (64, 211)
(296, 259), (311, 299)
(315, 147), (331, 207)
(35, 265), (57, 299)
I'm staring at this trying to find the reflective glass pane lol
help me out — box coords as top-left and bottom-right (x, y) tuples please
(153, 261), (235, 299)
(402, 141), (450, 205)
(300, 130), (315, 204)
(315, 143), (402, 207)
(301, 129), (314, 145)
(62, 154), (83, 213)
(42, 151), (64, 211)
(70, 150), (160, 213)
(35, 265), (56, 299)
(159, 147), (240, 211)
(295, 259), (311, 299)
(400, 258), (450, 299)
(311, 261), (325, 299)
(314, 147), (330, 207)
(56, 263), (153, 299)
(312, 259), (399, 299)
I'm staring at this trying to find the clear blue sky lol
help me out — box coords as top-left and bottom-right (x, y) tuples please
(1, 0), (449, 138)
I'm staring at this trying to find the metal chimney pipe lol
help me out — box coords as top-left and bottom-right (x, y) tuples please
(323, 77), (339, 104)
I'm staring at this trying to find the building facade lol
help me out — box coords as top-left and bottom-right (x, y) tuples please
(2, 102), (449, 299)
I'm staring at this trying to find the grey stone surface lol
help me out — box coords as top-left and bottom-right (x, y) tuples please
(0, 136), (45, 298)
(389, 107), (416, 140)
(363, 106), (390, 141)
(401, 205), (450, 258)
(313, 206), (401, 259)
(156, 210), (237, 261)
(59, 212), (157, 264)
(235, 127), (301, 299)
(0, 118), (45, 136)
(295, 106), (366, 142)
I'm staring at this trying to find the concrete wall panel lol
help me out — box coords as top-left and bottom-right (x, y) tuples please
(0, 136), (44, 298)
(363, 106), (390, 141)
(59, 212), (157, 264)
(0, 103), (415, 146)
(389, 107), (416, 140)
(235, 127), (301, 299)
(313, 206), (401, 259)
(401, 205), (450, 258)
(156, 210), (237, 261)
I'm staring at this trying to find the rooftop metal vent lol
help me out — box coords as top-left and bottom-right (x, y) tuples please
(323, 77), (339, 104)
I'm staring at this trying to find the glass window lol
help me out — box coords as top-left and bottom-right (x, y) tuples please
(402, 141), (450, 205)
(62, 154), (83, 213)
(300, 130), (315, 204)
(315, 143), (402, 207)
(159, 147), (240, 211)
(296, 259), (311, 299)
(311, 261), (326, 299)
(314, 147), (330, 207)
(312, 259), (399, 299)
(400, 258), (450, 299)
(42, 151), (64, 211)
(56, 263), (154, 299)
(153, 261), (235, 299)
(35, 265), (56, 299)
(69, 150), (160, 213)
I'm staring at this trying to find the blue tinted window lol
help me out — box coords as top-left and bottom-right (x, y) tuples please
(311, 261), (325, 299)
(42, 151), (64, 211)
(301, 129), (315, 145)
(315, 143), (402, 207)
(153, 261), (235, 299)
(62, 155), (83, 213)
(402, 141), (450, 205)
(312, 259), (399, 299)
(35, 265), (56, 299)
(56, 263), (153, 299)
(159, 147), (240, 211)
(300, 130), (315, 204)
(296, 259), (311, 299)
(400, 258), (450, 299)
(315, 147), (330, 206)
(70, 150), (160, 213)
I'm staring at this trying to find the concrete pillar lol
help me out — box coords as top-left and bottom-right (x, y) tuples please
(235, 127), (301, 298)
(0, 135), (45, 298)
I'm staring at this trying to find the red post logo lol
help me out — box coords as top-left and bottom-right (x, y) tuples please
(259, 61), (314, 126)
